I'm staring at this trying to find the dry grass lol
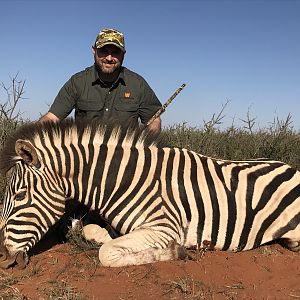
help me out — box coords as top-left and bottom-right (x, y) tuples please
(66, 227), (100, 255)
(43, 280), (85, 300)
(0, 270), (26, 300)
(163, 275), (246, 300)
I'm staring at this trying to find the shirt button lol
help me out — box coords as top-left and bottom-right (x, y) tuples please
(105, 108), (108, 111)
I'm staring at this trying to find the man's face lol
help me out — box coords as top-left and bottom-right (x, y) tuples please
(93, 44), (124, 74)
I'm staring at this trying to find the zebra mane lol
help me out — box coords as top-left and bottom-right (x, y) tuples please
(0, 118), (161, 174)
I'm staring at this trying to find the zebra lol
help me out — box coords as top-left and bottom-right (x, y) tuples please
(0, 118), (300, 269)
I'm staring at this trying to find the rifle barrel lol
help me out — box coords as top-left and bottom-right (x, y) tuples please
(146, 83), (186, 126)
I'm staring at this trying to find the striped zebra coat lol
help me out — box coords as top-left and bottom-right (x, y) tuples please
(0, 119), (300, 268)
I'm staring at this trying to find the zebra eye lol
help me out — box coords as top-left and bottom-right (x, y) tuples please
(15, 191), (27, 201)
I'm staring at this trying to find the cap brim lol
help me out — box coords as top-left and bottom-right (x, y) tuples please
(96, 41), (125, 52)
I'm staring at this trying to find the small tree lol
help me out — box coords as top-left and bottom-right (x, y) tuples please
(0, 73), (26, 121)
(0, 74), (27, 203)
(0, 74), (27, 147)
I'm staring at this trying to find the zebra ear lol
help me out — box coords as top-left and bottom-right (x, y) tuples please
(15, 139), (41, 168)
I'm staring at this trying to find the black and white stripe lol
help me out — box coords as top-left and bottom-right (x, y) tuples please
(0, 119), (300, 259)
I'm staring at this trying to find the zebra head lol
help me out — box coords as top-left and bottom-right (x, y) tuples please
(0, 139), (66, 269)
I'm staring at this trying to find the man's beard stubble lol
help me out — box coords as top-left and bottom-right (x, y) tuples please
(96, 58), (122, 75)
(101, 61), (120, 74)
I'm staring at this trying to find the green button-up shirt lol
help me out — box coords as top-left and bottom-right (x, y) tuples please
(49, 65), (162, 125)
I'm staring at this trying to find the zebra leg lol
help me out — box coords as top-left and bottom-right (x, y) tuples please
(82, 224), (114, 244)
(98, 228), (186, 267)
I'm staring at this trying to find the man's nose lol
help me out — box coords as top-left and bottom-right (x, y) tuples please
(106, 54), (113, 61)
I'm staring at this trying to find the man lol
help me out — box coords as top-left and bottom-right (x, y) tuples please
(39, 28), (162, 237)
(40, 28), (162, 134)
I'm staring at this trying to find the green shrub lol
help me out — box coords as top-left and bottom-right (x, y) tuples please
(162, 113), (300, 169)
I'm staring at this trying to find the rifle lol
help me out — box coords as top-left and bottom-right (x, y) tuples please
(146, 83), (186, 126)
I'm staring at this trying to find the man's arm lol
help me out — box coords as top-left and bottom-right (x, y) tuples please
(138, 77), (162, 135)
(39, 112), (60, 123)
(40, 77), (77, 123)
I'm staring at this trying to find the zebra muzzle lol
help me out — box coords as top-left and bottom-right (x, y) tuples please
(0, 250), (16, 269)
(0, 248), (28, 269)
(0, 231), (29, 269)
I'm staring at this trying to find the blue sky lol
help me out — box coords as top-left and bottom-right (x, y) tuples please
(1, 0), (299, 130)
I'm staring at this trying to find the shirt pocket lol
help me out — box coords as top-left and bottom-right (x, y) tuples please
(76, 99), (105, 111)
(115, 100), (139, 112)
(75, 99), (105, 120)
(114, 99), (139, 124)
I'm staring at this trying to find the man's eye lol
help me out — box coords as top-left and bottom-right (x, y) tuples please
(15, 191), (27, 201)
(97, 49), (107, 55)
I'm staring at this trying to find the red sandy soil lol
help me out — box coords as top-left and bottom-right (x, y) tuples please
(1, 233), (300, 300)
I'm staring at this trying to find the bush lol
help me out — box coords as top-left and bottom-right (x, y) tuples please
(162, 106), (300, 169)
(162, 121), (300, 168)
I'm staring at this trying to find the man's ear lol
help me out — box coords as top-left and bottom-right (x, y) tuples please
(92, 46), (96, 55)
(15, 139), (41, 168)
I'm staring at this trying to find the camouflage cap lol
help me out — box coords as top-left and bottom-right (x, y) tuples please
(95, 28), (125, 52)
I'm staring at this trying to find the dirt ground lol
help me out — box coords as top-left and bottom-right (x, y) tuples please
(0, 232), (300, 300)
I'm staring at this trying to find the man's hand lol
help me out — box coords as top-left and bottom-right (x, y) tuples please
(147, 117), (161, 135)
(39, 112), (60, 123)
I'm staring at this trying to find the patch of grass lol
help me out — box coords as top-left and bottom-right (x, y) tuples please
(0, 286), (27, 300)
(186, 244), (209, 261)
(289, 290), (300, 298)
(21, 262), (44, 279)
(43, 280), (85, 300)
(66, 227), (99, 254)
(71, 256), (100, 282)
(164, 276), (214, 299)
(225, 282), (245, 290)
(0, 270), (19, 288)
(258, 245), (282, 256)
(65, 227), (100, 280)
(0, 270), (26, 300)
(164, 276), (245, 299)
(48, 257), (59, 266)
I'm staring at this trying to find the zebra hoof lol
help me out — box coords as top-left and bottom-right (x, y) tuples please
(287, 241), (300, 252)
(169, 241), (187, 260)
(82, 224), (113, 244)
(280, 239), (300, 252)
